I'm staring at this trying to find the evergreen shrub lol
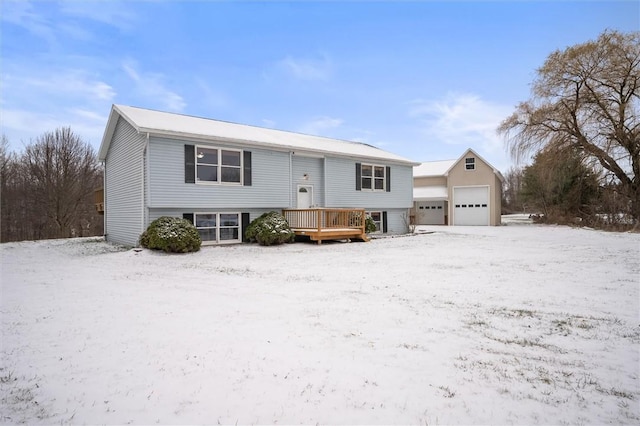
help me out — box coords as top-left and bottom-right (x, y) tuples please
(245, 211), (295, 246)
(139, 216), (201, 253)
(365, 215), (377, 234)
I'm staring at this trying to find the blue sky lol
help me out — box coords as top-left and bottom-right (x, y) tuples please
(1, 1), (638, 172)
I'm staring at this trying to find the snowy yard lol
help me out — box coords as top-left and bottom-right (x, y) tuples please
(1, 221), (639, 425)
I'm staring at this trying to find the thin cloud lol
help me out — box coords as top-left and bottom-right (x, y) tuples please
(1, 65), (116, 152)
(1, 0), (56, 45)
(1, 0), (137, 47)
(297, 116), (344, 136)
(59, 0), (137, 31)
(409, 93), (511, 154)
(1, 108), (107, 148)
(3, 68), (116, 103)
(261, 119), (277, 128)
(122, 61), (186, 112)
(277, 54), (333, 81)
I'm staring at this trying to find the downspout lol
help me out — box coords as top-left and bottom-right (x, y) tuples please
(141, 133), (149, 238)
(289, 151), (293, 208)
(323, 157), (327, 207)
(102, 160), (107, 238)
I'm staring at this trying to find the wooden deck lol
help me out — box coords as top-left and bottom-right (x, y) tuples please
(282, 208), (370, 244)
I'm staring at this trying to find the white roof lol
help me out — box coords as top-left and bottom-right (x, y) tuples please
(413, 186), (448, 201)
(413, 159), (456, 177)
(99, 105), (418, 165)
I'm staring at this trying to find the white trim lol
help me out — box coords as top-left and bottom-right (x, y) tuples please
(194, 212), (242, 245)
(194, 145), (243, 186)
(360, 162), (386, 192)
(366, 210), (383, 233)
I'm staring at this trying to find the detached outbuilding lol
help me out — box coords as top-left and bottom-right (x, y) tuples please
(412, 148), (504, 226)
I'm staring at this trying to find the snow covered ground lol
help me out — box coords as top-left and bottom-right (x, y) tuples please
(1, 219), (639, 425)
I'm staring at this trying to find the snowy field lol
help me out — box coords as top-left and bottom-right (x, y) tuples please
(1, 219), (639, 425)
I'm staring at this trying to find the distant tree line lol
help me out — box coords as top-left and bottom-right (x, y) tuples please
(0, 128), (103, 243)
(499, 30), (639, 230)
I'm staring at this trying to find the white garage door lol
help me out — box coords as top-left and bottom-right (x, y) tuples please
(453, 186), (489, 226)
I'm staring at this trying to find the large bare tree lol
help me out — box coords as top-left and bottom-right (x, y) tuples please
(498, 30), (640, 224)
(1, 128), (103, 242)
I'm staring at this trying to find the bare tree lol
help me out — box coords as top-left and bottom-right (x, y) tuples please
(501, 167), (525, 213)
(1, 128), (103, 242)
(498, 30), (640, 225)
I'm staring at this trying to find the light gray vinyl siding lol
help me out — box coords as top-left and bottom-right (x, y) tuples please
(325, 157), (414, 208)
(148, 137), (290, 209)
(104, 117), (146, 246)
(384, 208), (411, 234)
(291, 156), (324, 207)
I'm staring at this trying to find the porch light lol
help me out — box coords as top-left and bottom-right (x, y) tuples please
(303, 173), (309, 180)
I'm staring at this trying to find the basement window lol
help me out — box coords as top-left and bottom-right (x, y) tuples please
(366, 211), (382, 233)
(195, 213), (240, 244)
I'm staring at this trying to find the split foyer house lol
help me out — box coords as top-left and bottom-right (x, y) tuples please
(412, 148), (504, 226)
(98, 105), (419, 246)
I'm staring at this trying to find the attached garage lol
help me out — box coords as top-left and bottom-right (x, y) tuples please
(415, 201), (446, 225)
(413, 185), (448, 225)
(413, 149), (504, 227)
(452, 186), (489, 226)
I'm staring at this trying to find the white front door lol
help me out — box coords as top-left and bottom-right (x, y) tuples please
(297, 185), (313, 209)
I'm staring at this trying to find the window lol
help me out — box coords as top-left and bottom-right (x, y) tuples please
(361, 164), (385, 191)
(367, 211), (382, 233)
(465, 157), (475, 171)
(196, 147), (242, 184)
(195, 213), (240, 244)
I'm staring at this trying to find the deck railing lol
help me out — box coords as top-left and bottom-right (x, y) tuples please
(282, 208), (366, 233)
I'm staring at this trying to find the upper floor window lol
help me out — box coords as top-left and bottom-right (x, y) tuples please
(465, 157), (475, 171)
(361, 164), (386, 191)
(196, 147), (242, 184)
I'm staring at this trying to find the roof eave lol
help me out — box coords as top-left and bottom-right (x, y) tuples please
(98, 104), (142, 161)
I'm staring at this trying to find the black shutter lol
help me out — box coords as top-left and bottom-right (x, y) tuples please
(386, 166), (391, 192)
(241, 212), (250, 242)
(355, 163), (362, 191)
(382, 211), (388, 233)
(183, 213), (194, 224)
(243, 151), (252, 186)
(185, 145), (195, 183)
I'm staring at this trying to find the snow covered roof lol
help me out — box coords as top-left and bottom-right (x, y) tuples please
(99, 105), (419, 165)
(413, 159), (456, 177)
(413, 186), (448, 201)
